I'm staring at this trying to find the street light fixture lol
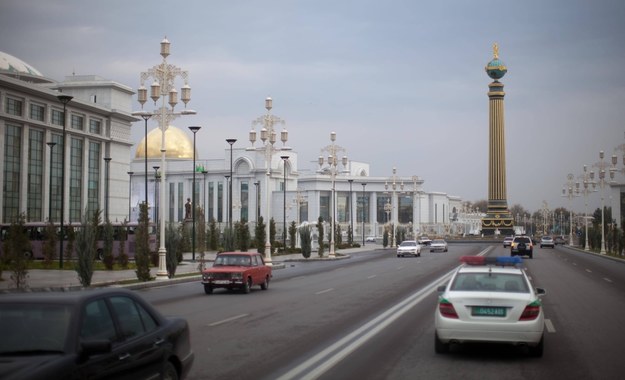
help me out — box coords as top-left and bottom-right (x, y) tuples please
(592, 151), (609, 254)
(57, 94), (73, 269)
(47, 142), (56, 222)
(226, 139), (237, 230)
(361, 183), (367, 246)
(189, 126), (201, 261)
(137, 37), (196, 277)
(104, 157), (112, 222)
(318, 132), (348, 258)
(249, 97), (288, 266)
(281, 156), (289, 251)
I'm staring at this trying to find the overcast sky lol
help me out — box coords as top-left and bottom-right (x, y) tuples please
(1, 0), (623, 213)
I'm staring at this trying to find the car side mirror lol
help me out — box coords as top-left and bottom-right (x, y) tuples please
(535, 287), (546, 296)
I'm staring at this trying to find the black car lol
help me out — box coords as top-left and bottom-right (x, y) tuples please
(0, 288), (194, 380)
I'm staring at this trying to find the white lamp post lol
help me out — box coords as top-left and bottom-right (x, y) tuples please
(578, 165), (596, 251)
(136, 37), (197, 277)
(561, 173), (578, 246)
(318, 132), (348, 258)
(592, 151), (610, 255)
(249, 97), (288, 266)
(385, 167), (404, 248)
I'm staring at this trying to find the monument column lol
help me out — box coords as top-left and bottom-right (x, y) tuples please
(482, 43), (514, 236)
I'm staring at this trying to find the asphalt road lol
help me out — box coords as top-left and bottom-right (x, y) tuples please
(137, 244), (625, 380)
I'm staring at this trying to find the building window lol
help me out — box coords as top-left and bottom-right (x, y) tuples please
(87, 142), (101, 217)
(217, 181), (223, 223)
(398, 195), (413, 224)
(241, 181), (249, 221)
(27, 129), (44, 221)
(89, 119), (101, 135)
(71, 114), (84, 131)
(320, 193), (330, 222)
(169, 182), (175, 223)
(30, 103), (45, 122)
(5, 97), (23, 116)
(299, 200), (308, 224)
(69, 138), (83, 222)
(208, 182), (214, 221)
(357, 194), (369, 223)
(50, 134), (62, 222)
(3, 124), (22, 223)
(178, 182), (184, 222)
(51, 109), (63, 126)
(337, 192), (348, 223)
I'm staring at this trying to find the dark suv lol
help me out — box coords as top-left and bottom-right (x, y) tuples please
(511, 236), (534, 259)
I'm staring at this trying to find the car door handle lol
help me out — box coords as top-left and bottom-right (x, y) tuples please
(154, 338), (165, 346)
(118, 352), (131, 361)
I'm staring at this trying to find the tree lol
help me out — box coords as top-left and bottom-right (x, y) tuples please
(235, 219), (251, 252)
(255, 216), (266, 254)
(135, 203), (152, 282)
(166, 223), (182, 278)
(2, 214), (31, 289)
(317, 217), (325, 257)
(289, 221), (297, 251)
(300, 225), (312, 258)
(74, 209), (99, 287)
(347, 224), (353, 246)
(383, 228), (389, 248)
(42, 221), (57, 268)
(270, 218), (277, 252)
(117, 219), (130, 269)
(102, 219), (115, 270)
(209, 218), (219, 251)
(222, 226), (235, 252)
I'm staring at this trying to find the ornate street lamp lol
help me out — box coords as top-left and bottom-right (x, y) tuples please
(361, 183), (367, 246)
(104, 157), (112, 222)
(57, 94), (72, 269)
(318, 132), (348, 258)
(249, 97), (288, 266)
(130, 111), (152, 208)
(385, 167), (404, 248)
(561, 173), (578, 246)
(592, 151), (609, 254)
(189, 126), (201, 261)
(136, 37), (197, 277)
(281, 156), (289, 251)
(348, 179), (353, 245)
(226, 139), (237, 230)
(47, 142), (56, 222)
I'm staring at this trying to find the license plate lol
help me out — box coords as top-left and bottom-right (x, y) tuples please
(472, 306), (506, 317)
(214, 280), (231, 285)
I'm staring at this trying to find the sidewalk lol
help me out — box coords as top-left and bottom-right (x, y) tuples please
(0, 246), (372, 292)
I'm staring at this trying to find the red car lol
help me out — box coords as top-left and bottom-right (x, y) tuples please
(201, 252), (272, 294)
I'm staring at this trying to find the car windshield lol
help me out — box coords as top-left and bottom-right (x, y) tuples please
(0, 303), (71, 354)
(432, 240), (445, 244)
(214, 255), (251, 266)
(450, 273), (529, 293)
(400, 241), (416, 247)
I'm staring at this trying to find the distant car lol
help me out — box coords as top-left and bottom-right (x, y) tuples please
(540, 236), (555, 249)
(417, 236), (432, 246)
(511, 236), (534, 259)
(0, 288), (194, 380)
(434, 256), (546, 357)
(503, 236), (514, 248)
(430, 239), (448, 252)
(365, 236), (377, 243)
(397, 240), (421, 257)
(201, 252), (272, 294)
(554, 236), (566, 245)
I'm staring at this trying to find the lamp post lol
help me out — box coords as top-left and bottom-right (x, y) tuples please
(136, 37), (196, 277)
(189, 126), (201, 261)
(104, 157), (112, 222)
(56, 94), (72, 269)
(249, 97), (288, 266)
(348, 179), (353, 245)
(224, 175), (230, 227)
(385, 167), (404, 248)
(153, 166), (160, 228)
(593, 151), (609, 254)
(361, 183), (367, 246)
(202, 170), (208, 222)
(127, 171), (134, 221)
(226, 139), (237, 230)
(130, 111), (152, 208)
(47, 142), (56, 222)
(562, 173), (578, 246)
(281, 156), (289, 251)
(318, 132), (348, 258)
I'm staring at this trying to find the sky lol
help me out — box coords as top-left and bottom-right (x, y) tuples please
(1, 0), (624, 214)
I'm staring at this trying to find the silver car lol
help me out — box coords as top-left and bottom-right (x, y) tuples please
(430, 239), (448, 252)
(397, 240), (421, 257)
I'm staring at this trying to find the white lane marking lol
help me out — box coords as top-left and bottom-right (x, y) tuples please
(207, 314), (249, 327)
(604, 277), (613, 283)
(572, 262), (577, 266)
(367, 275), (377, 279)
(586, 269), (592, 273)
(277, 247), (493, 380)
(545, 318), (556, 333)
(316, 288), (334, 295)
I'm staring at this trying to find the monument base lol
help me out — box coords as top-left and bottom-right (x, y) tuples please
(481, 216), (514, 236)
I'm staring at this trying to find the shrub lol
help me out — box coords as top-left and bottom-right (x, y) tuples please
(3, 214), (31, 289)
(317, 217), (325, 257)
(166, 223), (181, 278)
(300, 225), (312, 258)
(42, 221), (57, 268)
(117, 219), (129, 269)
(74, 210), (99, 287)
(134, 203), (152, 282)
(255, 216), (266, 254)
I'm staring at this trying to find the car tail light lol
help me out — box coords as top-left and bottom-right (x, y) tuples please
(519, 300), (541, 321)
(438, 299), (458, 319)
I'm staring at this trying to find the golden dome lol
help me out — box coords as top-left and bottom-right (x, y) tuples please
(135, 126), (194, 159)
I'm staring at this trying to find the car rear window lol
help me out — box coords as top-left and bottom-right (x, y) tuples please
(450, 273), (529, 293)
(515, 237), (531, 243)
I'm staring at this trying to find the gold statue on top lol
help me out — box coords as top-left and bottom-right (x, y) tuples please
(493, 43), (499, 59)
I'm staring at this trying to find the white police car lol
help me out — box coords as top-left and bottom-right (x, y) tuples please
(434, 256), (546, 356)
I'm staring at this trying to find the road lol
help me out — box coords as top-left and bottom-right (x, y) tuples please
(138, 244), (625, 380)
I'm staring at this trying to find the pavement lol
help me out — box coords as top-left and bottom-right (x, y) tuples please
(0, 246), (372, 292)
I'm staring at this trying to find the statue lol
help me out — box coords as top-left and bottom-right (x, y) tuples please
(185, 198), (192, 219)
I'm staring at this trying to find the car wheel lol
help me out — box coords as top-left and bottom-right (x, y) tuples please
(23, 250), (34, 260)
(97, 249), (104, 261)
(203, 284), (213, 295)
(434, 332), (449, 354)
(260, 276), (269, 290)
(529, 335), (544, 357)
(162, 361), (179, 380)
(243, 278), (252, 294)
